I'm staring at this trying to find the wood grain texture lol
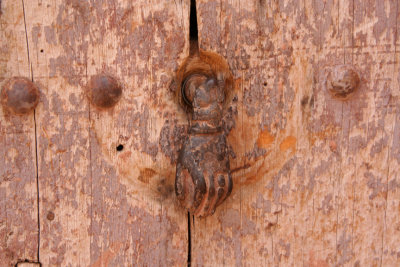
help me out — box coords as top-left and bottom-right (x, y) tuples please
(22, 0), (189, 266)
(2, 0), (400, 266)
(194, 0), (400, 266)
(0, 1), (39, 266)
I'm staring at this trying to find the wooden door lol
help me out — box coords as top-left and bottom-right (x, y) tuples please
(1, 0), (399, 266)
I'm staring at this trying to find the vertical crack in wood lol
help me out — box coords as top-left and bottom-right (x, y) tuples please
(33, 109), (40, 264)
(187, 212), (192, 267)
(21, 0), (41, 263)
(186, 1), (197, 265)
(21, 0), (30, 76)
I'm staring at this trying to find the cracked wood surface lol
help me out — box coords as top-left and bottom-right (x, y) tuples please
(1, 0), (400, 266)
(192, 0), (400, 266)
(24, 0), (190, 266)
(0, 1), (39, 266)
(2, 0), (190, 266)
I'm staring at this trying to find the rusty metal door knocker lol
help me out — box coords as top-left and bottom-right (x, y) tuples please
(175, 50), (233, 217)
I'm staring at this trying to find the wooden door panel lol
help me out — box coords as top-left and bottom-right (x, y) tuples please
(21, 0), (189, 266)
(0, 1), (39, 266)
(194, 0), (400, 266)
(2, 0), (400, 266)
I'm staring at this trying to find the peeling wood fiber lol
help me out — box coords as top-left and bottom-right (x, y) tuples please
(1, 0), (400, 266)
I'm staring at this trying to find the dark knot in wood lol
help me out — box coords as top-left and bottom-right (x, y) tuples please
(175, 51), (233, 217)
(87, 74), (122, 109)
(326, 65), (360, 100)
(1, 77), (39, 114)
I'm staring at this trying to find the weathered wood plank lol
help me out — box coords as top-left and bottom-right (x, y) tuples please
(350, 1), (399, 266)
(85, 1), (190, 265)
(382, 17), (400, 263)
(23, 0), (190, 266)
(308, 0), (352, 265)
(383, 97), (400, 266)
(194, 0), (400, 266)
(23, 1), (93, 265)
(3, 0), (400, 266)
(195, 0), (304, 265)
(0, 1), (39, 266)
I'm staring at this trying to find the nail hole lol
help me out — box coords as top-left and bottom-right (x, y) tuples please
(263, 82), (267, 86)
(116, 144), (124, 151)
(40, 49), (44, 53)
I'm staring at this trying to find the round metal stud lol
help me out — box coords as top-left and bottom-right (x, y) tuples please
(1, 77), (40, 114)
(326, 65), (360, 100)
(87, 74), (122, 109)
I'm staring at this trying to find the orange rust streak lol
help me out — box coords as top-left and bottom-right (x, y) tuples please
(279, 136), (297, 152)
(257, 129), (275, 148)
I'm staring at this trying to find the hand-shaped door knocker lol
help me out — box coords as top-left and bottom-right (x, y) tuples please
(175, 50), (233, 217)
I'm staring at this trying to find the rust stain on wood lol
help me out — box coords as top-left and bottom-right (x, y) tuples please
(2, 0), (400, 266)
(192, 0), (400, 266)
(0, 1), (39, 266)
(256, 128), (274, 148)
(279, 136), (296, 152)
(138, 168), (157, 184)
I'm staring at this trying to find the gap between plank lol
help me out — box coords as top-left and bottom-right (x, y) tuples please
(189, 0), (199, 55)
(187, 212), (192, 266)
(187, 0), (198, 265)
